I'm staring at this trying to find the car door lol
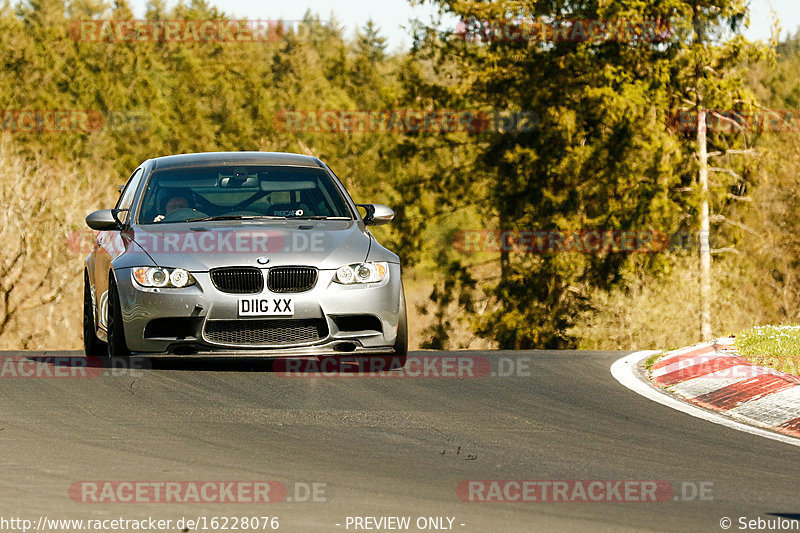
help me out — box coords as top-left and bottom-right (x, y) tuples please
(89, 168), (143, 332)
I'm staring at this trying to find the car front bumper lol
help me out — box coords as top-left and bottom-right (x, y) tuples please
(114, 264), (404, 356)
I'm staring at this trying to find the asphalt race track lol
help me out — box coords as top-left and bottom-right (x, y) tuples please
(0, 350), (798, 533)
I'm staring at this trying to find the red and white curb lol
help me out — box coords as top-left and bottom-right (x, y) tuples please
(611, 341), (800, 448)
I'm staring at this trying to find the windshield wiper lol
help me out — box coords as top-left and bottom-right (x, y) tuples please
(185, 215), (287, 222)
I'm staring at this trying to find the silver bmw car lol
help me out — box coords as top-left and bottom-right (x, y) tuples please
(83, 152), (407, 367)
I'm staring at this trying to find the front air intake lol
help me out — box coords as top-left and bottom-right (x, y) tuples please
(210, 267), (264, 294)
(267, 266), (318, 293)
(204, 319), (328, 346)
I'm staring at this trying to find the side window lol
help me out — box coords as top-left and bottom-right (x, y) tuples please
(115, 169), (142, 225)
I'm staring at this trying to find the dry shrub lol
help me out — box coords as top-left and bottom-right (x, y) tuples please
(410, 260), (498, 351)
(567, 253), (776, 351)
(567, 255), (699, 350)
(0, 139), (113, 349)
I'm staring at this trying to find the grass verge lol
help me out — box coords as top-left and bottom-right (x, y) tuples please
(644, 352), (662, 370)
(737, 325), (800, 374)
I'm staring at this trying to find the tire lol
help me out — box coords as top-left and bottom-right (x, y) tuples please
(106, 275), (130, 358)
(388, 290), (408, 369)
(83, 271), (106, 357)
(369, 286), (407, 371)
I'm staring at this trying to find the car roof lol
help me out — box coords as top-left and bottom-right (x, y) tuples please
(148, 152), (326, 170)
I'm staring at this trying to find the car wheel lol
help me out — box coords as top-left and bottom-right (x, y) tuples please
(364, 287), (407, 371)
(106, 275), (130, 358)
(388, 290), (408, 369)
(83, 271), (107, 357)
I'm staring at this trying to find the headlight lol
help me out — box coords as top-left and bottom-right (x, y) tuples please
(334, 262), (388, 284)
(132, 267), (196, 288)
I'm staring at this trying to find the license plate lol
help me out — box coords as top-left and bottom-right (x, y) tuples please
(238, 297), (294, 317)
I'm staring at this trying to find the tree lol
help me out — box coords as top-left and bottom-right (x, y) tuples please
(408, 0), (765, 348)
(668, 3), (768, 339)
(356, 19), (387, 64)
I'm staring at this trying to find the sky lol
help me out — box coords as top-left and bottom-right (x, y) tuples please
(124, 0), (798, 51)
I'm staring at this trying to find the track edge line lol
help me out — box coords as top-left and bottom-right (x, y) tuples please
(610, 350), (800, 448)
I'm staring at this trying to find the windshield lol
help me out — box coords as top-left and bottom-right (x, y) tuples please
(137, 165), (353, 224)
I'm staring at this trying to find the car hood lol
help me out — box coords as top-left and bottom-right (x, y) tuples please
(128, 220), (371, 271)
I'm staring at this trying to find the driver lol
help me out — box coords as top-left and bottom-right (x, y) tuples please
(154, 189), (195, 222)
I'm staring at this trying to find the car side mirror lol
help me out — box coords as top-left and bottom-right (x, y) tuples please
(86, 209), (124, 231)
(357, 204), (394, 226)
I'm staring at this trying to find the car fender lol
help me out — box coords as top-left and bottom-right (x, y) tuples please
(365, 235), (401, 264)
